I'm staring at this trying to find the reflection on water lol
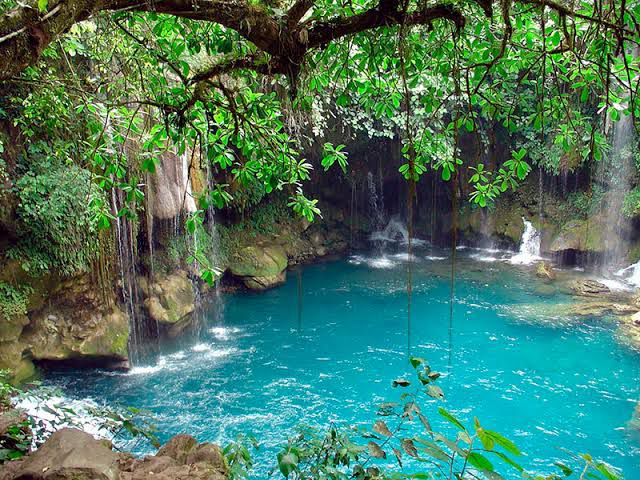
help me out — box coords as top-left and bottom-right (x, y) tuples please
(33, 249), (640, 477)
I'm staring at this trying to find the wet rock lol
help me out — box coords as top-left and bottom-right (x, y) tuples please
(569, 279), (611, 297)
(147, 152), (197, 220)
(244, 271), (287, 291)
(617, 316), (640, 351)
(229, 245), (288, 290)
(535, 262), (556, 281)
(141, 270), (195, 325)
(0, 314), (28, 343)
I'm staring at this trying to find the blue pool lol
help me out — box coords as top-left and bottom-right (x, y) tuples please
(37, 251), (640, 477)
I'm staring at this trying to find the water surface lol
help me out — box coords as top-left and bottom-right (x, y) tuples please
(37, 251), (640, 477)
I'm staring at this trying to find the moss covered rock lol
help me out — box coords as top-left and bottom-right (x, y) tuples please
(25, 306), (129, 362)
(141, 271), (195, 325)
(19, 275), (129, 365)
(550, 219), (605, 253)
(0, 341), (34, 384)
(228, 245), (288, 290)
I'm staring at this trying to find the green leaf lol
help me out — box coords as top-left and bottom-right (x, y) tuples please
(467, 452), (494, 471)
(484, 430), (521, 456)
(438, 407), (465, 431)
(37, 0), (48, 12)
(277, 451), (299, 477)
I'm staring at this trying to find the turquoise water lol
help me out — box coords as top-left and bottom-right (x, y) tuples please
(38, 251), (640, 477)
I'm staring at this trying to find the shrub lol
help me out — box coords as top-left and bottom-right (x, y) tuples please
(0, 282), (31, 319)
(623, 187), (640, 218)
(11, 164), (103, 276)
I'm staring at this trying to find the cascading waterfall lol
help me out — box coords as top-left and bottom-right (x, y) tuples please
(479, 208), (495, 250)
(102, 114), (154, 365)
(111, 188), (149, 365)
(594, 48), (637, 274)
(370, 217), (410, 243)
(367, 171), (385, 230)
(597, 110), (634, 272)
(510, 218), (541, 265)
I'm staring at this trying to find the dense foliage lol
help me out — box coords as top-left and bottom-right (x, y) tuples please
(0, 0), (639, 280)
(0, 0), (639, 477)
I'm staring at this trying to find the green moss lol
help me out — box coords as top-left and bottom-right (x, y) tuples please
(229, 245), (288, 278)
(0, 282), (32, 319)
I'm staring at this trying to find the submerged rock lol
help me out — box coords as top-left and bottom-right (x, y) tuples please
(229, 245), (288, 290)
(0, 429), (227, 480)
(569, 301), (637, 317)
(569, 279), (611, 297)
(535, 262), (557, 282)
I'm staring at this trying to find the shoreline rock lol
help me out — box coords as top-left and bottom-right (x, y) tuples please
(0, 429), (227, 480)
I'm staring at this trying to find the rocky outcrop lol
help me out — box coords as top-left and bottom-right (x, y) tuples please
(550, 219), (605, 253)
(0, 429), (227, 480)
(22, 276), (129, 365)
(148, 152), (197, 220)
(0, 273), (129, 382)
(228, 245), (288, 290)
(0, 428), (120, 480)
(140, 271), (195, 326)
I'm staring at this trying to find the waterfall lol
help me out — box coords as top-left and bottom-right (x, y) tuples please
(367, 171), (385, 230)
(510, 218), (541, 265)
(370, 216), (428, 247)
(597, 110), (635, 272)
(615, 260), (640, 287)
(479, 209), (495, 250)
(595, 47), (637, 273)
(111, 188), (153, 365)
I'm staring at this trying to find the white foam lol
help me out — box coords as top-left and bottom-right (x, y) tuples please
(425, 255), (447, 261)
(510, 218), (542, 265)
(369, 217), (428, 246)
(369, 256), (395, 269)
(598, 278), (633, 292)
(192, 343), (212, 352)
(15, 394), (112, 445)
(205, 347), (238, 359)
(390, 253), (418, 261)
(470, 253), (502, 263)
(615, 260), (640, 288)
(209, 326), (242, 341)
(348, 255), (397, 269)
(127, 363), (166, 375)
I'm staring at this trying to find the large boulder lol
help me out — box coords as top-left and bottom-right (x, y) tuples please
(140, 271), (195, 325)
(24, 307), (129, 364)
(0, 428), (120, 480)
(0, 341), (35, 384)
(229, 245), (288, 290)
(1, 430), (227, 480)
